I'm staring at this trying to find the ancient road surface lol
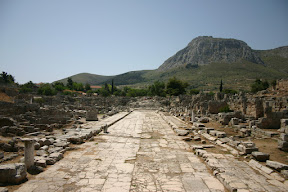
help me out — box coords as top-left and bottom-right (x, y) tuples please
(15, 110), (224, 192)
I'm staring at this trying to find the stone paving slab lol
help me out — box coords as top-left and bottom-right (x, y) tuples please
(15, 110), (225, 192)
(130, 111), (224, 192)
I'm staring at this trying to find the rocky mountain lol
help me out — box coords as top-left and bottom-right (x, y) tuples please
(158, 36), (264, 71)
(55, 36), (288, 90)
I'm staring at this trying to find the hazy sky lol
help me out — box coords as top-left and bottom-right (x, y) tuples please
(1, 0), (288, 84)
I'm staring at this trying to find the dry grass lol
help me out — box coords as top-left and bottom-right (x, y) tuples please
(0, 92), (14, 103)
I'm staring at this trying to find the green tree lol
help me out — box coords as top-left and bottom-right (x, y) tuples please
(166, 77), (189, 96)
(271, 80), (277, 89)
(19, 81), (37, 93)
(38, 84), (56, 96)
(219, 79), (223, 92)
(127, 88), (147, 97)
(72, 82), (84, 91)
(85, 83), (91, 92)
(251, 79), (269, 93)
(148, 81), (166, 97)
(67, 77), (73, 89)
(0, 71), (15, 84)
(111, 79), (114, 95)
(53, 82), (66, 92)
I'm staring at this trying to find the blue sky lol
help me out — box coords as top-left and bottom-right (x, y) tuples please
(0, 0), (287, 84)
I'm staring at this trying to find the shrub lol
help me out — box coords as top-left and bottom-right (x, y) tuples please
(251, 79), (269, 93)
(19, 87), (33, 93)
(219, 105), (233, 113)
(189, 89), (200, 95)
(208, 91), (215, 96)
(223, 89), (238, 94)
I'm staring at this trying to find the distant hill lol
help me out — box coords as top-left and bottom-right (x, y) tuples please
(56, 73), (113, 85)
(55, 36), (288, 91)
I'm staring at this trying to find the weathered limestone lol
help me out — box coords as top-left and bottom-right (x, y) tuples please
(0, 163), (27, 184)
(252, 151), (270, 162)
(21, 138), (35, 170)
(237, 141), (258, 154)
(266, 160), (288, 171)
(196, 152), (287, 192)
(278, 119), (288, 151)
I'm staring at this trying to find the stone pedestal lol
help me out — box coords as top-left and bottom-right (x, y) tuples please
(21, 138), (35, 170)
(103, 124), (108, 133)
(191, 110), (195, 122)
(86, 110), (98, 121)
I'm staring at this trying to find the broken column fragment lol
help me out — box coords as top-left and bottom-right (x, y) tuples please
(21, 138), (35, 170)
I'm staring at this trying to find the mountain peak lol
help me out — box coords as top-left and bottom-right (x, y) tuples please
(158, 36), (264, 71)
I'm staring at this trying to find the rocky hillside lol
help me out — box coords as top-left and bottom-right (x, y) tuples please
(158, 36), (264, 71)
(55, 36), (288, 90)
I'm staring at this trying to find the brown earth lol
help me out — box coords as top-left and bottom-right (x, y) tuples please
(204, 120), (288, 164)
(0, 92), (14, 103)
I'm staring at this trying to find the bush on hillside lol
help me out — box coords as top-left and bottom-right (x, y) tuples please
(251, 79), (269, 93)
(166, 77), (189, 96)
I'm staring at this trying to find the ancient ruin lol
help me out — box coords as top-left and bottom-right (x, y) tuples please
(0, 80), (288, 192)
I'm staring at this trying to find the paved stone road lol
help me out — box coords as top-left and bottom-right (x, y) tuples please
(15, 110), (224, 192)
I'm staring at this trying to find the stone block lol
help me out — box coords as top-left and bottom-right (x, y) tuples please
(0, 117), (16, 128)
(40, 145), (49, 151)
(209, 130), (218, 136)
(182, 137), (192, 141)
(230, 118), (239, 126)
(204, 127), (214, 134)
(35, 159), (47, 168)
(54, 141), (69, 148)
(194, 136), (201, 141)
(219, 137), (230, 144)
(199, 117), (209, 123)
(67, 136), (83, 144)
(240, 128), (251, 137)
(281, 170), (288, 179)
(46, 158), (56, 165)
(266, 160), (288, 171)
(0, 152), (3, 159)
(86, 110), (98, 121)
(278, 140), (288, 152)
(34, 142), (40, 150)
(280, 133), (288, 141)
(36, 150), (47, 156)
(43, 139), (52, 146)
(243, 146), (258, 154)
(49, 152), (63, 161)
(23, 126), (35, 133)
(193, 122), (205, 128)
(0, 163), (27, 184)
(242, 141), (255, 148)
(38, 138), (45, 147)
(251, 151), (270, 162)
(280, 119), (288, 128)
(216, 131), (226, 138)
(0, 187), (8, 192)
(176, 129), (189, 136)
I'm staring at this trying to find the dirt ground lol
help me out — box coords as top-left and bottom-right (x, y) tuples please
(0, 92), (13, 103)
(204, 120), (288, 164)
